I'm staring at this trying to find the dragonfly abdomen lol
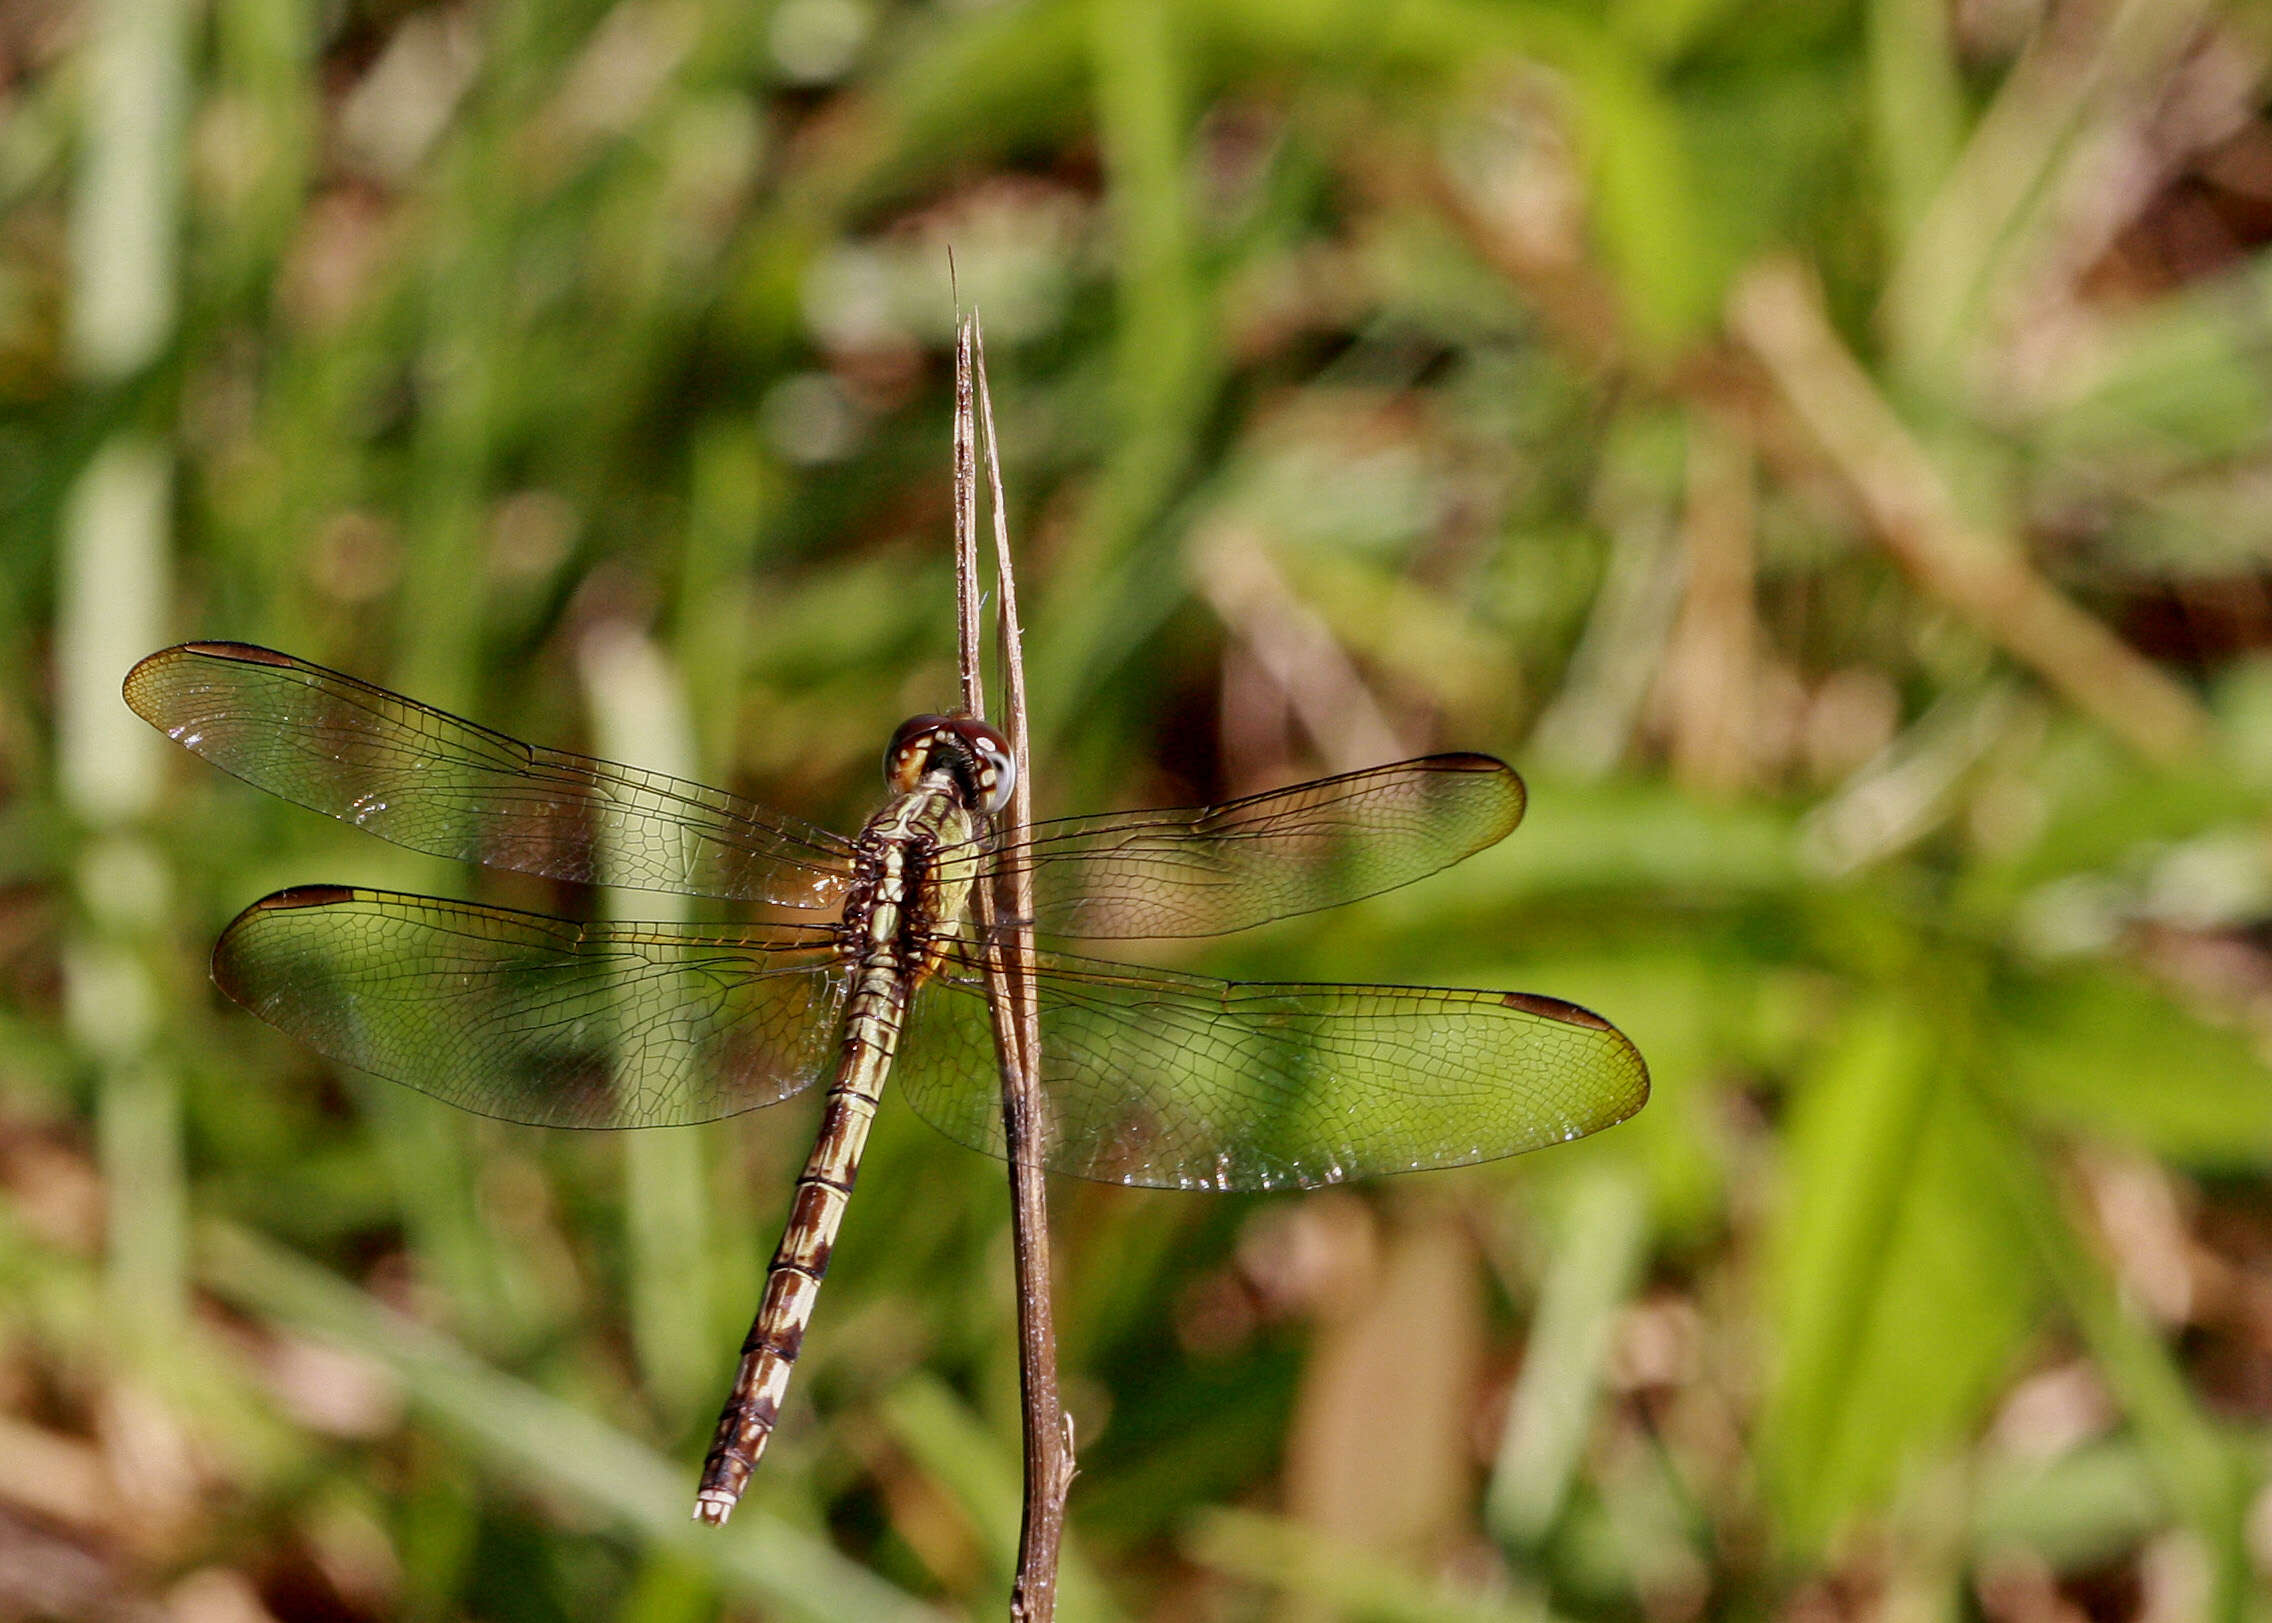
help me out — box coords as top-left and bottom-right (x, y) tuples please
(694, 782), (979, 1524)
(693, 967), (904, 1523)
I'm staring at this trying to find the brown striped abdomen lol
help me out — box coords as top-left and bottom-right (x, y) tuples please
(692, 976), (903, 1524)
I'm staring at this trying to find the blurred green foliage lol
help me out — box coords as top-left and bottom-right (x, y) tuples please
(5, 0), (2272, 1618)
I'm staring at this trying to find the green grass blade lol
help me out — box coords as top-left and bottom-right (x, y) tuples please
(197, 1221), (946, 1623)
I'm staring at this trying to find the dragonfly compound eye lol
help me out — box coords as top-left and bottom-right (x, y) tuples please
(957, 720), (1016, 815)
(884, 714), (1016, 814)
(884, 714), (953, 794)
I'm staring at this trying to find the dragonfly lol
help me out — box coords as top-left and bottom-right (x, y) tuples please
(124, 641), (1648, 1524)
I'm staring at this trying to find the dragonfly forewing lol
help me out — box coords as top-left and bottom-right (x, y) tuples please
(214, 887), (849, 1127)
(896, 943), (1648, 1191)
(126, 644), (856, 908)
(968, 754), (1526, 940)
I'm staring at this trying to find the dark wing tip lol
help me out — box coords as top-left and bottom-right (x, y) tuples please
(179, 640), (295, 664)
(123, 641), (298, 719)
(1500, 989), (1611, 1030)
(249, 883), (364, 910)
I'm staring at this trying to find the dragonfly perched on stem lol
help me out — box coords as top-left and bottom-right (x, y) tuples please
(124, 641), (1648, 1524)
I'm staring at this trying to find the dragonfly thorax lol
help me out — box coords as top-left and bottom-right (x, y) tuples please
(884, 714), (1014, 815)
(838, 733), (992, 977)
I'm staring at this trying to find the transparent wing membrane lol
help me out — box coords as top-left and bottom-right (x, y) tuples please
(214, 887), (848, 1128)
(977, 755), (1525, 940)
(212, 888), (1648, 1184)
(896, 943), (1647, 1191)
(128, 645), (1528, 937)
(136, 644), (1645, 1189)
(126, 643), (855, 908)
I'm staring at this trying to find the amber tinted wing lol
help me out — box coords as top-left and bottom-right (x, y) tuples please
(215, 887), (847, 1127)
(896, 943), (1647, 1191)
(965, 755), (1524, 940)
(126, 643), (854, 908)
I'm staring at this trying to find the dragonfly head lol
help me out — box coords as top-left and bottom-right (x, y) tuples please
(885, 714), (1016, 815)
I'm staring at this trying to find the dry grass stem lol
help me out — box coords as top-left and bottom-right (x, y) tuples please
(951, 311), (1071, 1621)
(1730, 258), (2209, 765)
